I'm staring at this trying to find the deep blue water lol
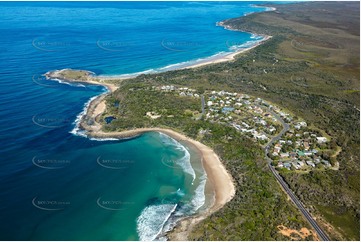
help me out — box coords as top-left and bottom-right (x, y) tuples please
(0, 1), (274, 240)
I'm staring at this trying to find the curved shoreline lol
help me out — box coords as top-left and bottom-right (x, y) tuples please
(96, 34), (271, 80)
(77, 98), (236, 239)
(44, 33), (266, 239)
(85, 128), (235, 239)
(48, 73), (236, 239)
(44, 7), (276, 239)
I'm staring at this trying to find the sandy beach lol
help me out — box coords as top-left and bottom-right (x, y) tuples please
(81, 126), (235, 240)
(182, 35), (272, 70)
(76, 88), (236, 239)
(94, 34), (272, 81)
(44, 29), (272, 240)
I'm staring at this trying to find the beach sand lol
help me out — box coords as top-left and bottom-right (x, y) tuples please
(81, 126), (235, 240)
(181, 35), (272, 70)
(46, 32), (273, 240)
(77, 92), (236, 240)
(95, 35), (272, 81)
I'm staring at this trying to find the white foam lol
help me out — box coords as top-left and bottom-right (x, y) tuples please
(98, 37), (265, 78)
(48, 78), (87, 88)
(158, 132), (196, 182)
(89, 137), (119, 141)
(98, 68), (157, 80)
(228, 39), (263, 51)
(190, 173), (207, 212)
(69, 95), (98, 137)
(174, 173), (207, 217)
(137, 204), (178, 241)
(250, 34), (263, 40)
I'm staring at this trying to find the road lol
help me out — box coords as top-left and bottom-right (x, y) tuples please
(201, 95), (205, 116)
(263, 106), (329, 241)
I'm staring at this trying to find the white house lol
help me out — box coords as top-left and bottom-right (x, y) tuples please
(316, 137), (327, 143)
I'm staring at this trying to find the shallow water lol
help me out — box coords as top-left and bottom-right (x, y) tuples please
(0, 1), (271, 240)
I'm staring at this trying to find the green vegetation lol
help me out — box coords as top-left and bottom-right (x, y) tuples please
(104, 83), (316, 240)
(102, 84), (201, 132)
(45, 69), (93, 82)
(104, 1), (359, 240)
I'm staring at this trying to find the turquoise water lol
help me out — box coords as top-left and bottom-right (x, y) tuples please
(0, 1), (274, 240)
(2, 132), (206, 240)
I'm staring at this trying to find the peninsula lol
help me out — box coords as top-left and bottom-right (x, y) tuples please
(45, 1), (359, 241)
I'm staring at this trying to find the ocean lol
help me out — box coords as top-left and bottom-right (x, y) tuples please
(0, 1), (271, 240)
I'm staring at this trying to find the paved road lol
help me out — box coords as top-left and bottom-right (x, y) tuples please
(201, 95), (205, 116)
(263, 106), (329, 241)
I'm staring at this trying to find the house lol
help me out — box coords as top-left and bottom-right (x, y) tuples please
(289, 152), (297, 159)
(269, 127), (276, 133)
(222, 107), (234, 114)
(259, 120), (267, 126)
(316, 137), (327, 143)
(218, 90), (225, 96)
(241, 94), (250, 99)
(280, 152), (289, 158)
(291, 162), (300, 170)
(306, 160), (315, 168)
(322, 160), (331, 167)
(297, 150), (305, 157)
(297, 161), (305, 167)
(242, 122), (250, 128)
(304, 151), (313, 156)
(255, 134), (268, 141)
(283, 163), (292, 170)
(274, 147), (281, 153)
(277, 162), (284, 168)
(299, 121), (307, 127)
(303, 141), (310, 150)
(235, 102), (242, 107)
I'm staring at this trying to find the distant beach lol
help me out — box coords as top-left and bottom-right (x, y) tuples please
(44, 26), (272, 239)
(43, 6), (275, 239)
(0, 2), (282, 240)
(96, 34), (272, 80)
